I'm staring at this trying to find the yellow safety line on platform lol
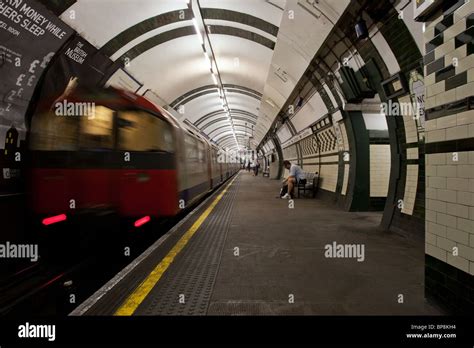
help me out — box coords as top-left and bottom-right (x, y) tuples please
(114, 174), (239, 316)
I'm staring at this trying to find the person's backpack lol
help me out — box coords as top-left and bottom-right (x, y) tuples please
(279, 184), (288, 197)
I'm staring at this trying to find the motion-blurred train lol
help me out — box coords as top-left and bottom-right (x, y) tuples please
(28, 88), (240, 230)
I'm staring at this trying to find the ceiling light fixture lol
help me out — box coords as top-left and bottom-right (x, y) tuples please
(192, 1), (239, 151)
(203, 53), (212, 71)
(193, 18), (203, 45)
(265, 99), (276, 108)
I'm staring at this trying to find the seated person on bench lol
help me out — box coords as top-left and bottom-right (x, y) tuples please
(281, 160), (305, 199)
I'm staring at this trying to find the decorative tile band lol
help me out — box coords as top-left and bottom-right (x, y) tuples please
(425, 96), (474, 120)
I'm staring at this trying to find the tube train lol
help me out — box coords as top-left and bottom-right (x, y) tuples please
(28, 88), (240, 230)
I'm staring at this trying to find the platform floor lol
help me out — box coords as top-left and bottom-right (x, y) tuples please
(72, 171), (444, 316)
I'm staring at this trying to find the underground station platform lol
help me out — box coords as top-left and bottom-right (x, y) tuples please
(3, 0), (474, 344)
(70, 171), (442, 316)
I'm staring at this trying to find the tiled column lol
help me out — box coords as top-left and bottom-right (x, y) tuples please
(423, 0), (474, 313)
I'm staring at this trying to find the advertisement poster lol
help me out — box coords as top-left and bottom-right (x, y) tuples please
(36, 34), (117, 109)
(409, 70), (425, 139)
(0, 0), (74, 193)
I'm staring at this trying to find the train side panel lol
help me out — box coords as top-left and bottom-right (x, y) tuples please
(210, 146), (221, 188)
(178, 132), (211, 206)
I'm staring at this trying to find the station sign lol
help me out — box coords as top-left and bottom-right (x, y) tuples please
(105, 68), (142, 94)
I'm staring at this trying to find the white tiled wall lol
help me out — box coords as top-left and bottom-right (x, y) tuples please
(424, 2), (474, 110)
(283, 144), (298, 161)
(301, 156), (339, 193)
(426, 152), (474, 275)
(423, 2), (474, 276)
(292, 122), (341, 194)
(341, 163), (349, 196)
(339, 122), (350, 151)
(425, 110), (474, 143)
(398, 95), (420, 144)
(369, 145), (391, 197)
(407, 147), (419, 160)
(402, 164), (419, 215)
(319, 164), (338, 192)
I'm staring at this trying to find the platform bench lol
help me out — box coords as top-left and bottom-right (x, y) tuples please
(297, 172), (319, 198)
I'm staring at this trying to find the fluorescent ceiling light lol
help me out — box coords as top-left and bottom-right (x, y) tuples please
(265, 99), (276, 108)
(193, 18), (203, 45)
(203, 53), (212, 70)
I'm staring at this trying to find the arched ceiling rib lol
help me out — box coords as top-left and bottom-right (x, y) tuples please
(194, 109), (257, 127)
(101, 9), (194, 56)
(116, 25), (275, 63)
(170, 84), (262, 109)
(213, 130), (250, 143)
(100, 8), (278, 57)
(199, 115), (257, 132)
(179, 85), (262, 125)
(207, 122), (255, 138)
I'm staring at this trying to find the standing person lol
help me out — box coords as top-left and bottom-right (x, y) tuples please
(246, 161), (251, 172)
(254, 160), (260, 176)
(281, 160), (305, 199)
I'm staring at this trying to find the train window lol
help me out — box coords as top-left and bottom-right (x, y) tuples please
(212, 149), (217, 163)
(30, 109), (79, 151)
(197, 141), (205, 162)
(78, 106), (115, 150)
(118, 110), (175, 152)
(184, 133), (198, 160)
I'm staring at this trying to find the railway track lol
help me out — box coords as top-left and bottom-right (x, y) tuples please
(1, 182), (224, 318)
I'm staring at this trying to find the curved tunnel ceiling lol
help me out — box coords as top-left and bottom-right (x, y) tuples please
(56, 0), (347, 150)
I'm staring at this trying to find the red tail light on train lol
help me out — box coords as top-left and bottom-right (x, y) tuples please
(42, 214), (67, 226)
(134, 216), (151, 228)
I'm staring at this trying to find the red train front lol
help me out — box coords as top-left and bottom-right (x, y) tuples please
(28, 88), (179, 230)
